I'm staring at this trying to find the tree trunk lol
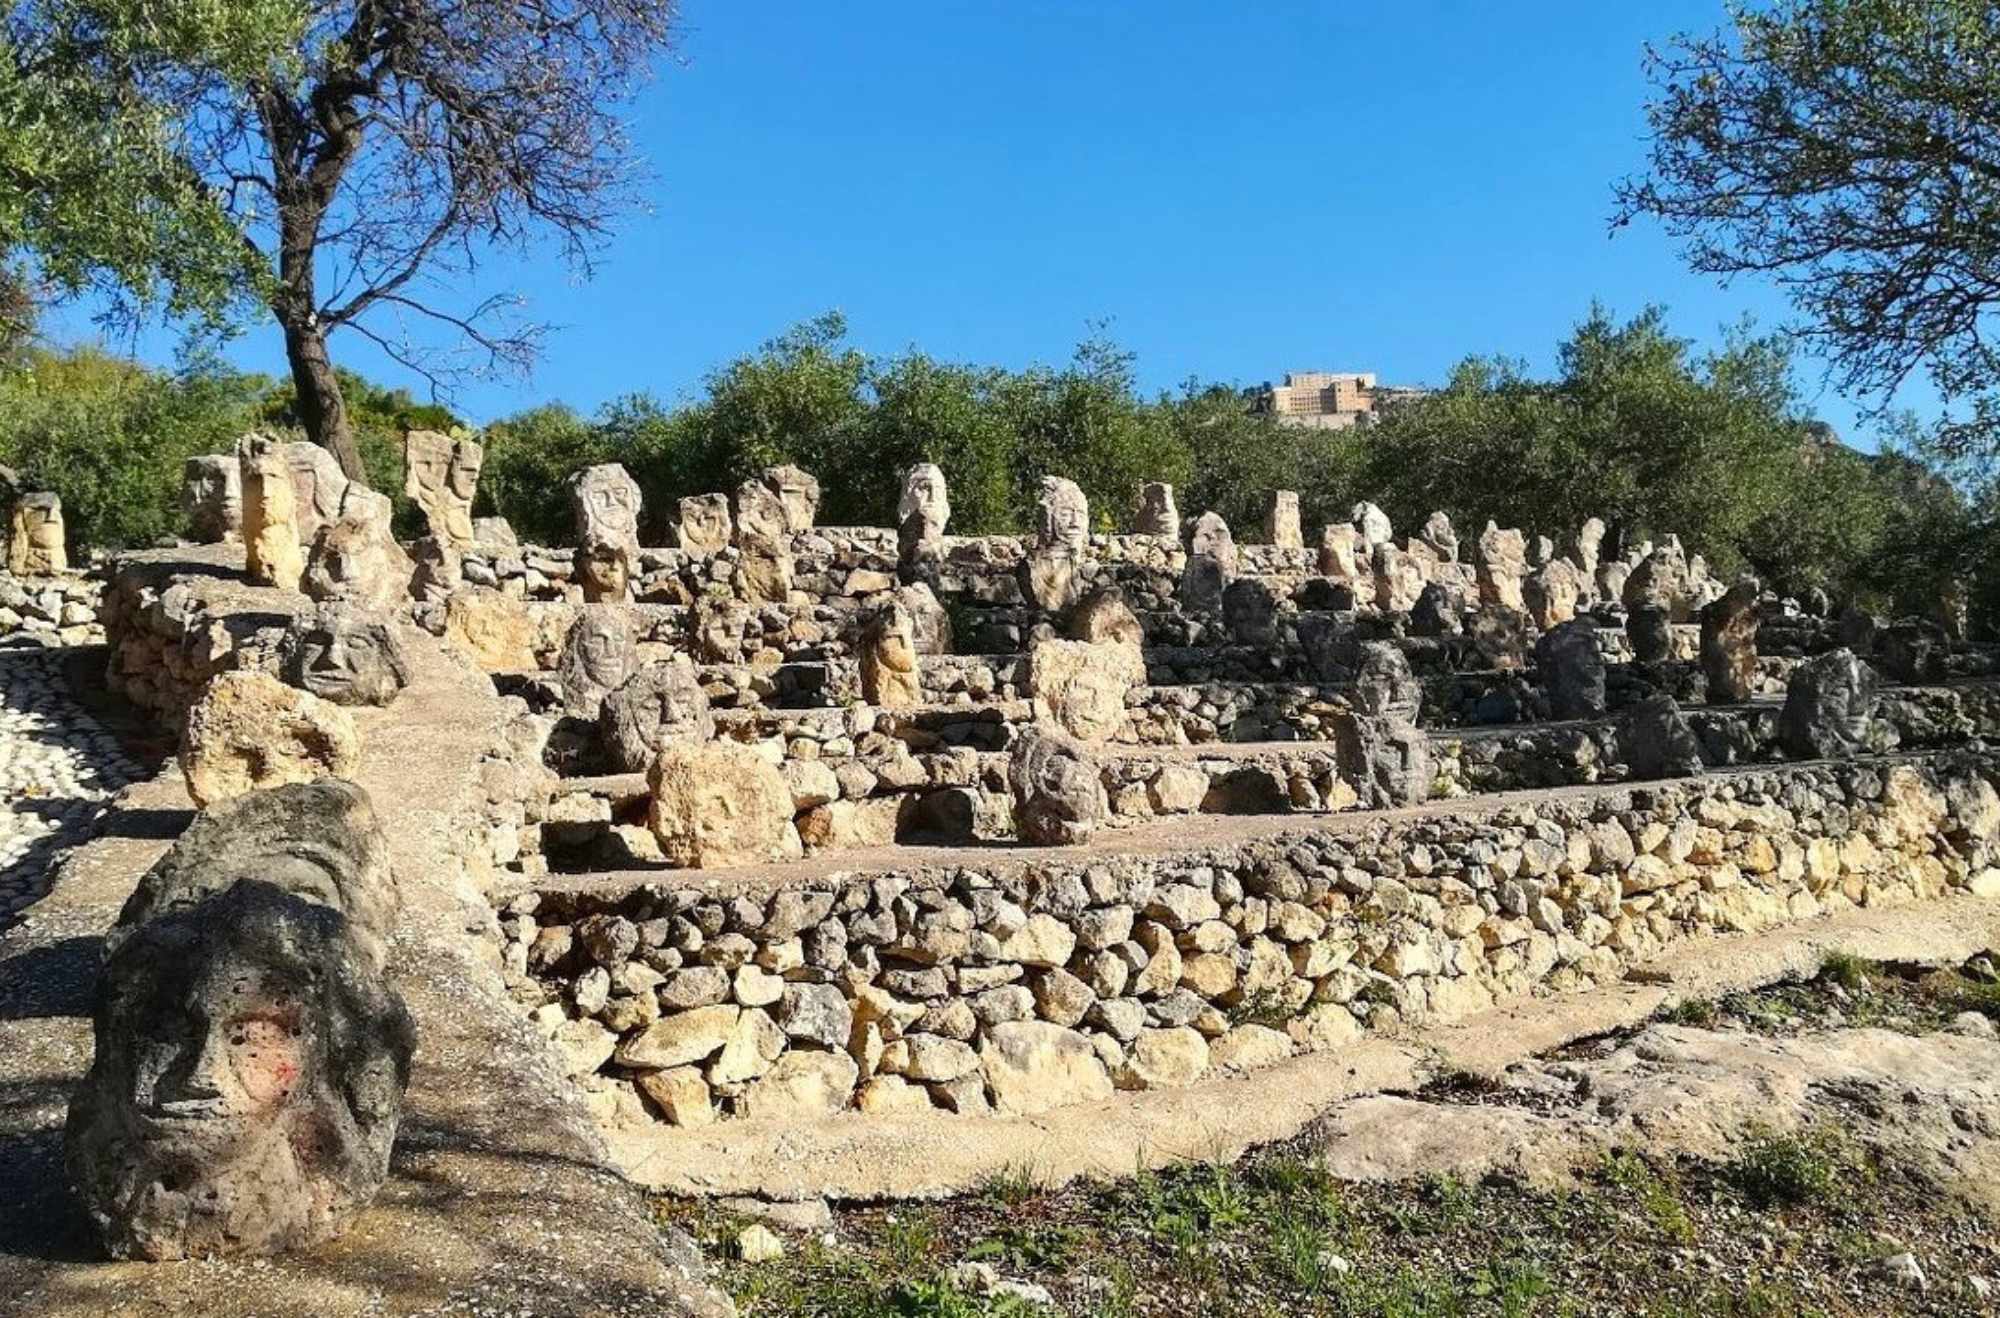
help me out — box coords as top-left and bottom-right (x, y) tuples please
(282, 317), (366, 481)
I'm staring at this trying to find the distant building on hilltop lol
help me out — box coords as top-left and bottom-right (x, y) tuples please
(1245, 371), (1427, 429)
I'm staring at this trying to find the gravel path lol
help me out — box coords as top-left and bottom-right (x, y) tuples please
(0, 649), (145, 925)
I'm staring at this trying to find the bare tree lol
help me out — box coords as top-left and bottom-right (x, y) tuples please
(63, 0), (681, 477)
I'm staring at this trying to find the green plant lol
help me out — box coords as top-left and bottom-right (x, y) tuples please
(1662, 996), (1718, 1027)
(1727, 1126), (1850, 1209)
(1820, 951), (1875, 992)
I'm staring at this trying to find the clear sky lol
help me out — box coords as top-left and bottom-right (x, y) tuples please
(53, 0), (1934, 445)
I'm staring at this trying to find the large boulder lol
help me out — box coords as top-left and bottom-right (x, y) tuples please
(1699, 577), (1762, 704)
(179, 671), (361, 808)
(1065, 586), (1144, 647)
(647, 743), (801, 868)
(1779, 648), (1880, 760)
(1027, 638), (1143, 743)
(1008, 727), (1105, 846)
(1333, 713), (1431, 809)
(979, 1020), (1114, 1116)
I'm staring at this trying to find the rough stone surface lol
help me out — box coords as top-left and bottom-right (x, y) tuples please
(239, 434), (305, 592)
(861, 603), (923, 709)
(1027, 638), (1143, 743)
(179, 671), (362, 807)
(280, 602), (413, 708)
(559, 606), (639, 721)
(402, 430), (483, 551)
(648, 743), (800, 868)
(601, 659), (716, 773)
(182, 455), (243, 545)
(1780, 648), (1880, 760)
(1007, 727), (1105, 845)
(1535, 619), (1605, 720)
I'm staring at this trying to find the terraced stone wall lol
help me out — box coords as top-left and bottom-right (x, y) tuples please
(501, 751), (2000, 1131)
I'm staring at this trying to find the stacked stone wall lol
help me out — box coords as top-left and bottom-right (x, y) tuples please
(500, 751), (2000, 1127)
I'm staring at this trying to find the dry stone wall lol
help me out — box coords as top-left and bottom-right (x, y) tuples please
(502, 751), (2000, 1127)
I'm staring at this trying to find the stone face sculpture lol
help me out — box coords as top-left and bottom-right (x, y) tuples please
(763, 463), (821, 534)
(1878, 620), (1945, 684)
(285, 442), (351, 546)
(1408, 582), (1464, 637)
(733, 476), (788, 545)
(1352, 641), (1421, 723)
(408, 536), (463, 605)
(895, 581), (954, 656)
(676, 494), (734, 555)
(107, 778), (398, 967)
(600, 659), (714, 773)
(239, 434), (306, 592)
(1007, 727), (1105, 846)
(1065, 586), (1144, 647)
(442, 586), (537, 671)
(403, 430), (483, 550)
(1134, 482), (1179, 537)
(1523, 558), (1583, 631)
(1475, 522), (1528, 612)
(860, 602), (923, 709)
(303, 487), (413, 610)
(647, 742), (800, 867)
(735, 533), (794, 604)
(1627, 604), (1673, 666)
(7, 491), (66, 575)
(180, 670), (362, 808)
(71, 780), (411, 1261)
(1351, 502), (1393, 549)
(574, 531), (631, 604)
(1319, 524), (1365, 587)
(1779, 648), (1879, 760)
(67, 880), (414, 1261)
(570, 463), (643, 565)
(559, 606), (638, 720)
(182, 455), (243, 545)
(1597, 559), (1632, 606)
(1333, 713), (1430, 809)
(1699, 577), (1762, 704)
(1222, 577), (1279, 645)
(897, 464), (950, 562)
(1618, 693), (1704, 780)
(1623, 543), (1695, 621)
(1037, 477), (1090, 554)
(1574, 517), (1606, 578)
(1372, 542), (1424, 614)
(1535, 618), (1606, 720)
(280, 602), (412, 708)
(1179, 516), (1236, 614)
(1265, 491), (1303, 550)
(1027, 638), (1143, 743)
(1419, 511), (1458, 562)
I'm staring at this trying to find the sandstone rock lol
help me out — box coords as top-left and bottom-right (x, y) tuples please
(179, 671), (361, 808)
(1210, 1024), (1294, 1071)
(558, 605), (638, 720)
(617, 1004), (741, 1070)
(1476, 522), (1527, 611)
(403, 430), (483, 550)
(1065, 586), (1145, 646)
(1115, 1027), (1210, 1090)
(1036, 476), (1090, 553)
(1134, 482), (1179, 536)
(1352, 641), (1421, 722)
(980, 1021), (1114, 1115)
(182, 454), (243, 544)
(897, 463), (950, 562)
(443, 586), (537, 671)
(1266, 490), (1303, 549)
(1420, 511), (1458, 562)
(739, 1049), (858, 1120)
(1027, 638), (1143, 743)
(1352, 501), (1393, 548)
(1333, 712), (1431, 809)
(238, 434), (304, 592)
(677, 493), (734, 555)
(636, 1067), (715, 1125)
(778, 983), (854, 1049)
(570, 462), (643, 569)
(1319, 523), (1365, 585)
(303, 487), (413, 610)
(647, 743), (800, 868)
(1372, 543), (1424, 613)
(1623, 543), (1695, 621)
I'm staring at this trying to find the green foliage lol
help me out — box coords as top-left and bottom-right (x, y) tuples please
(0, 344), (267, 549)
(1726, 1127), (1852, 1209)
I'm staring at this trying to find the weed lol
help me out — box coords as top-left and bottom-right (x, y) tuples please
(1662, 996), (1717, 1026)
(1600, 1150), (1695, 1244)
(1820, 950), (1874, 991)
(964, 1223), (1084, 1273)
(1470, 1254), (1554, 1316)
(1727, 1126), (1851, 1209)
(979, 1162), (1045, 1208)
(1228, 986), (1302, 1028)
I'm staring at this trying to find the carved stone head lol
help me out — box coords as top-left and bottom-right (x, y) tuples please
(559, 605), (638, 719)
(898, 464), (951, 543)
(677, 493), (733, 555)
(599, 659), (715, 773)
(280, 602), (412, 708)
(1007, 727), (1104, 846)
(67, 880), (413, 1260)
(8, 491), (66, 574)
(1353, 641), (1421, 724)
(303, 489), (412, 610)
(574, 532), (631, 604)
(570, 463), (642, 555)
(764, 463), (821, 533)
(1134, 482), (1179, 537)
(183, 455), (243, 544)
(285, 442), (351, 544)
(1037, 477), (1090, 554)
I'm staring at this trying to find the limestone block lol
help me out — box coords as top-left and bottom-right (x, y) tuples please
(648, 743), (801, 868)
(179, 671), (361, 808)
(443, 586), (537, 671)
(979, 1020), (1114, 1116)
(1027, 638), (1143, 743)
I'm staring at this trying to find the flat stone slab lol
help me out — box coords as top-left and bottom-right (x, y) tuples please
(0, 628), (730, 1316)
(602, 893), (2000, 1202)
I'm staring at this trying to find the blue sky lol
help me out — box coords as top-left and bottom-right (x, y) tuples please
(54, 0), (1932, 445)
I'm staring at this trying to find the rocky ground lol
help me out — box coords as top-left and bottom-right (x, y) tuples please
(0, 647), (149, 926)
(661, 955), (2000, 1316)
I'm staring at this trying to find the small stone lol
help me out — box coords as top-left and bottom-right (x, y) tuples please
(737, 1224), (785, 1263)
